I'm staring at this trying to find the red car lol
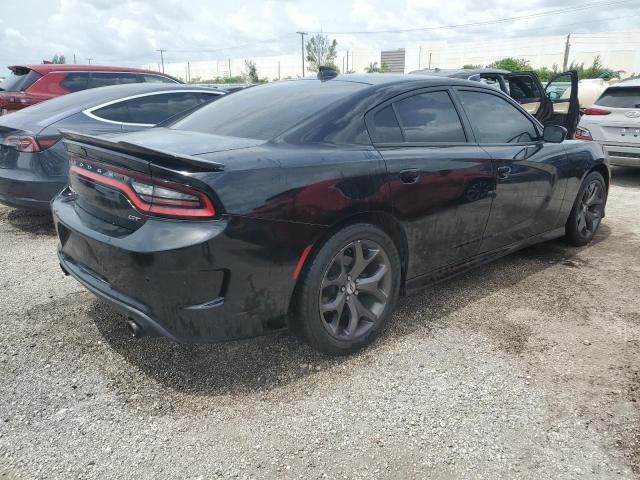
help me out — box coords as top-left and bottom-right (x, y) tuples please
(0, 64), (180, 115)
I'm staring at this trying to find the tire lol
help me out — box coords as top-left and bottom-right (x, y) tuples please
(293, 223), (401, 356)
(565, 171), (606, 247)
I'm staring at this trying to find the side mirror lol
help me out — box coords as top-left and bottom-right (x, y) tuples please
(543, 125), (567, 143)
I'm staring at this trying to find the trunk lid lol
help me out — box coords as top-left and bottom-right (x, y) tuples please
(60, 128), (258, 231)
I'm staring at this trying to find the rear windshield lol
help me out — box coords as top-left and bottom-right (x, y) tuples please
(169, 80), (366, 140)
(595, 87), (640, 108)
(0, 69), (42, 92)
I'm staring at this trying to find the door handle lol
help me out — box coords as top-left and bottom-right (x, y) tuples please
(497, 166), (511, 179)
(399, 168), (420, 184)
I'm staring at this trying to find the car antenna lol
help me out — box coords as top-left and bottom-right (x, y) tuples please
(317, 66), (338, 81)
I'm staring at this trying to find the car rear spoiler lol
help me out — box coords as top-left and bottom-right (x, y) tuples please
(58, 129), (225, 172)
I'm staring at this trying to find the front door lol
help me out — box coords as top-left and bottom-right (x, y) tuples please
(454, 87), (567, 251)
(366, 88), (495, 279)
(543, 71), (580, 136)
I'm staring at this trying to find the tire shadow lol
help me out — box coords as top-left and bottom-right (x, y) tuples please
(89, 225), (611, 397)
(611, 166), (640, 189)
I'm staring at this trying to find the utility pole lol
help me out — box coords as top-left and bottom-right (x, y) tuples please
(563, 34), (571, 71)
(156, 49), (166, 73)
(346, 49), (349, 73)
(86, 57), (93, 65)
(296, 31), (307, 77)
(428, 52), (432, 70)
(73, 54), (77, 64)
(418, 46), (422, 70)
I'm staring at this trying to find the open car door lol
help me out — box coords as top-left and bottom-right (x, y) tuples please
(504, 71), (549, 118)
(543, 70), (579, 137)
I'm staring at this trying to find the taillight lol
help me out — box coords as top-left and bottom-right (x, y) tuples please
(4, 95), (38, 107)
(69, 158), (216, 219)
(2, 135), (60, 152)
(574, 126), (593, 141)
(584, 107), (611, 116)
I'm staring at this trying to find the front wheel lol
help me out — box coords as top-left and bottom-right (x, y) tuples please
(293, 224), (401, 356)
(565, 171), (606, 246)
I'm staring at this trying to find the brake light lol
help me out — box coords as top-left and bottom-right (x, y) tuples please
(574, 126), (593, 141)
(69, 158), (216, 219)
(584, 107), (611, 116)
(2, 135), (60, 152)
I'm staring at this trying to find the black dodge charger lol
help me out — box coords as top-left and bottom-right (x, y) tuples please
(52, 74), (609, 355)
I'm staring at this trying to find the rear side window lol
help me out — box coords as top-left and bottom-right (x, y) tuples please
(142, 74), (177, 84)
(60, 72), (89, 92)
(0, 69), (42, 92)
(507, 76), (539, 100)
(117, 73), (141, 85)
(458, 90), (539, 143)
(595, 87), (640, 108)
(91, 92), (216, 125)
(370, 105), (403, 143)
(88, 73), (120, 89)
(394, 91), (466, 143)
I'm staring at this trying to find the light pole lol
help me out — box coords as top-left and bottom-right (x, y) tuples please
(296, 32), (307, 77)
(156, 49), (166, 73)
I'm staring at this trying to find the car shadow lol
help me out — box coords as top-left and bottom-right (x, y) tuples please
(3, 208), (56, 236)
(89, 225), (611, 397)
(611, 166), (640, 188)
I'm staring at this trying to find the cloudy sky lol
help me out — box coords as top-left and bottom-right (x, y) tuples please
(0, 0), (638, 69)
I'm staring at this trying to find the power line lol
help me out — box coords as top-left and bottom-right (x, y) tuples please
(311, 0), (635, 35)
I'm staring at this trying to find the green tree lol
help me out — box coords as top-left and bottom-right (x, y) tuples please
(243, 60), (259, 83)
(486, 57), (531, 71)
(364, 62), (390, 73)
(51, 54), (66, 64)
(462, 64), (481, 69)
(568, 56), (624, 80)
(305, 34), (338, 72)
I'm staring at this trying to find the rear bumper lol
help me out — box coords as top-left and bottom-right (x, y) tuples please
(0, 168), (66, 209)
(601, 143), (640, 167)
(52, 189), (325, 343)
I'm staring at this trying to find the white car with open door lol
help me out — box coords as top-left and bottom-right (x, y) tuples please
(575, 79), (640, 167)
(411, 68), (580, 136)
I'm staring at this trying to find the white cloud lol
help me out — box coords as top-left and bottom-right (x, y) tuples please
(0, 0), (636, 70)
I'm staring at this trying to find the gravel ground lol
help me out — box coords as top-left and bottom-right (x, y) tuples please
(1, 167), (639, 480)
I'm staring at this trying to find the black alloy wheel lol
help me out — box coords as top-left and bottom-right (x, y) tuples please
(566, 171), (606, 246)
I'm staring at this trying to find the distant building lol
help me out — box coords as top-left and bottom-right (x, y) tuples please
(381, 49), (405, 73)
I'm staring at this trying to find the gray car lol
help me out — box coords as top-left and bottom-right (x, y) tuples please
(0, 83), (225, 209)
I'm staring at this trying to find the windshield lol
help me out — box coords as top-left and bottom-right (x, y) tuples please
(0, 69), (42, 92)
(595, 87), (640, 108)
(169, 80), (366, 140)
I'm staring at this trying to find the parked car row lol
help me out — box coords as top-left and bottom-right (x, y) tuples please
(0, 64), (610, 355)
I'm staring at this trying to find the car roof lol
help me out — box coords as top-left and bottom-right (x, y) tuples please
(410, 68), (511, 77)
(0, 83), (224, 131)
(609, 78), (640, 88)
(9, 64), (176, 78)
(293, 73), (493, 87)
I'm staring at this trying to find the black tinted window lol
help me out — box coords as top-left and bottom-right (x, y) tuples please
(118, 73), (140, 84)
(458, 90), (538, 143)
(88, 73), (121, 89)
(92, 92), (215, 124)
(60, 72), (89, 92)
(507, 76), (539, 100)
(596, 87), (640, 108)
(370, 105), (402, 143)
(0, 69), (42, 92)
(394, 91), (465, 143)
(171, 81), (365, 140)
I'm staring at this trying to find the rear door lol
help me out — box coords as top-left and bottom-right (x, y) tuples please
(455, 87), (567, 250)
(543, 71), (580, 136)
(367, 88), (495, 279)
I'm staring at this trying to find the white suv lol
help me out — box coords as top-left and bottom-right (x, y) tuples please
(576, 79), (640, 167)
